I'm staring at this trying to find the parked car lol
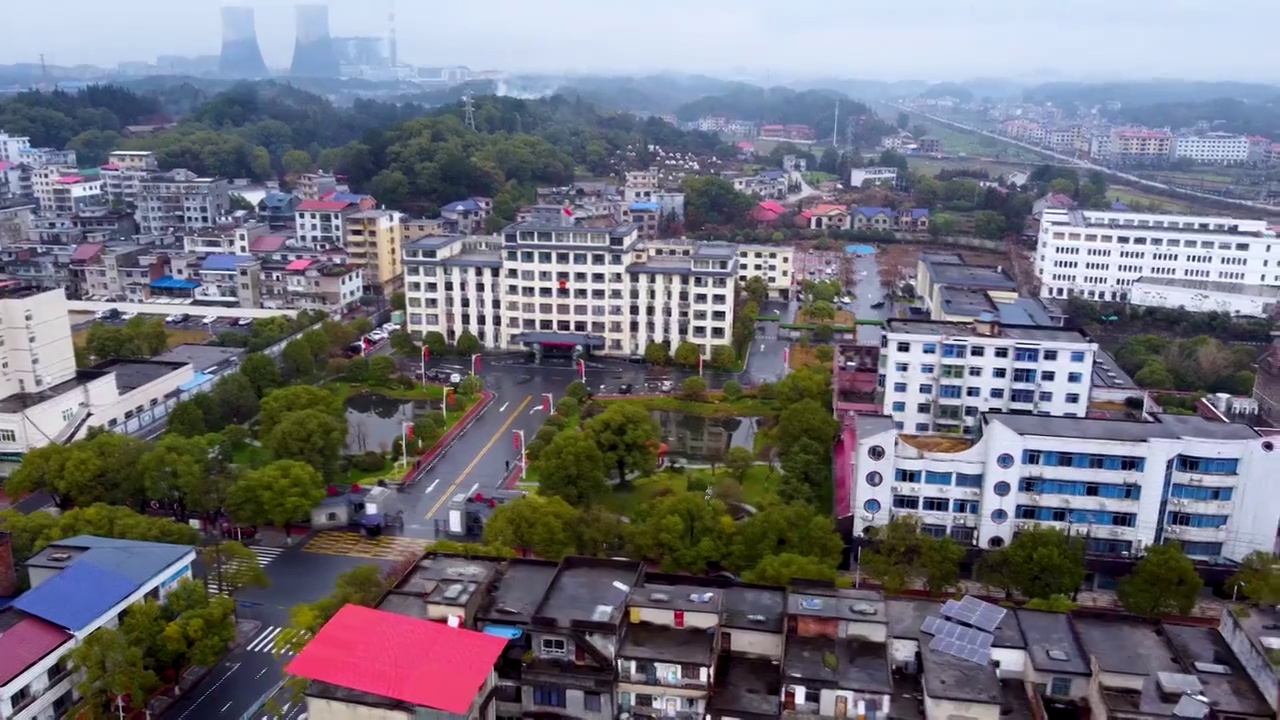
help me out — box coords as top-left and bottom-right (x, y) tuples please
(120, 311), (138, 321)
(95, 308), (120, 321)
(617, 383), (634, 395)
(201, 315), (219, 325)
(235, 317), (254, 327)
(381, 322), (401, 334)
(659, 380), (674, 393)
(164, 312), (190, 324)
(366, 330), (387, 342)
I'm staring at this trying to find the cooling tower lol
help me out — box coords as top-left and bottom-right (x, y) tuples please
(219, 6), (269, 77)
(289, 4), (340, 77)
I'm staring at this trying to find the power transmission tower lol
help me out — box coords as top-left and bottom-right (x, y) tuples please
(463, 90), (476, 131)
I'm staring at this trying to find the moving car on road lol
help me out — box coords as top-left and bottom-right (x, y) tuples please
(235, 317), (254, 327)
(94, 308), (120, 321)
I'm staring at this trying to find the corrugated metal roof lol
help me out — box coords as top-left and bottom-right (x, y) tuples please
(0, 613), (72, 686)
(13, 562), (138, 631)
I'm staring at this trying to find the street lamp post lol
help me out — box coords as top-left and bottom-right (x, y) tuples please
(513, 430), (527, 476)
(442, 386), (452, 421)
(470, 353), (481, 375)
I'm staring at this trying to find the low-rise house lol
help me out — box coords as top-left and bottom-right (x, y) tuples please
(256, 192), (300, 228)
(782, 587), (893, 717)
(852, 206), (894, 231)
(440, 197), (493, 234)
(618, 579), (725, 719)
(808, 204), (851, 231)
(897, 207), (930, 231)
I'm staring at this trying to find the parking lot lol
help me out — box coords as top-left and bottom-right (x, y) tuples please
(71, 311), (258, 335)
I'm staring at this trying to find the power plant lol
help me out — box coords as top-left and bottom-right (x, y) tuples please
(289, 4), (340, 77)
(218, 6), (268, 77)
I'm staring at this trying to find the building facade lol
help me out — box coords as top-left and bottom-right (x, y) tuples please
(877, 318), (1098, 436)
(1172, 133), (1251, 164)
(1035, 209), (1279, 303)
(136, 170), (231, 235)
(344, 209), (403, 295)
(100, 151), (159, 209)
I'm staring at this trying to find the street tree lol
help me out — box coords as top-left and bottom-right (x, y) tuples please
(741, 275), (769, 305)
(274, 564), (389, 658)
(70, 627), (158, 716)
(583, 403), (661, 483)
(200, 542), (270, 596)
(861, 516), (962, 595)
(227, 460), (327, 537)
(565, 380), (590, 402)
(743, 553), (839, 586)
(318, 320), (358, 352)
(804, 300), (836, 324)
(628, 493), (736, 573)
(258, 385), (344, 439)
(778, 439), (828, 506)
(574, 506), (629, 557)
(368, 355), (397, 385)
(775, 366), (831, 407)
(534, 429), (607, 506)
(553, 396), (579, 417)
(11, 505), (201, 560)
(281, 339), (316, 379)
(710, 344), (737, 370)
(455, 330), (481, 355)
(730, 502), (843, 573)
(1119, 543), (1203, 618)
(120, 599), (182, 673)
(680, 376), (709, 401)
(1000, 526), (1086, 600)
(139, 435), (211, 518)
(167, 399), (208, 437)
(263, 409), (347, 479)
(1229, 551), (1280, 606)
(422, 331), (448, 357)
(645, 342), (672, 365)
(7, 433), (149, 509)
(919, 534), (966, 595)
(389, 330), (417, 357)
(163, 595), (237, 667)
(208, 372), (259, 426)
(775, 399), (839, 458)
(724, 446), (756, 483)
(481, 495), (580, 560)
(673, 341), (701, 368)
(238, 352), (282, 397)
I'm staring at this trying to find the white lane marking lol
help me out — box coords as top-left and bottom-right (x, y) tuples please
(220, 702), (233, 713)
(247, 626), (283, 652)
(498, 402), (508, 412)
(530, 407), (542, 414)
(178, 663), (239, 718)
(423, 478), (439, 494)
(467, 482), (479, 495)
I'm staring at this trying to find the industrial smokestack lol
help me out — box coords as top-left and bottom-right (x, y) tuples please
(290, 4), (340, 77)
(219, 6), (269, 78)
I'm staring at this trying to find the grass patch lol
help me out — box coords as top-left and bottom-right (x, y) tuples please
(1108, 187), (1193, 213)
(787, 345), (829, 370)
(600, 464), (780, 517)
(73, 325), (216, 352)
(324, 381), (449, 403)
(803, 171), (839, 185)
(597, 395), (777, 418)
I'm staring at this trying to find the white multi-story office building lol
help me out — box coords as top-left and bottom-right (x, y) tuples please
(847, 411), (1279, 563)
(877, 317), (1098, 436)
(100, 151), (159, 208)
(1171, 133), (1250, 165)
(735, 243), (793, 299)
(0, 132), (31, 163)
(402, 221), (740, 358)
(1035, 209), (1279, 303)
(136, 169), (231, 235)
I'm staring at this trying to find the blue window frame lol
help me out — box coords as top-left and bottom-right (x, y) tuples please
(895, 469), (920, 483)
(1177, 541), (1223, 557)
(1166, 512), (1229, 528)
(1038, 391), (1054, 402)
(939, 385), (962, 399)
(1014, 348), (1039, 363)
(942, 344), (967, 358)
(920, 524), (946, 538)
(952, 500), (979, 514)
(966, 387), (980, 397)
(1013, 368), (1037, 383)
(893, 495), (919, 509)
(1043, 350), (1058, 361)
(921, 497), (948, 512)
(893, 382), (907, 392)
(919, 384), (933, 395)
(1068, 372), (1083, 383)
(895, 362), (909, 372)
(925, 471), (953, 486)
(533, 686), (566, 708)
(921, 364), (936, 374)
(1015, 505), (1137, 527)
(1020, 478), (1141, 499)
(1170, 485), (1233, 501)
(915, 422), (930, 432)
(990, 388), (1005, 399)
(993, 480), (1011, 495)
(1066, 393), (1081, 404)
(891, 401), (906, 412)
(1174, 456), (1239, 475)
(1086, 538), (1134, 555)
(1042, 370), (1056, 381)
(1070, 351), (1086, 362)
(1022, 450), (1145, 472)
(1010, 389), (1035, 403)
(922, 343), (937, 354)
(991, 368), (1007, 379)
(955, 473), (983, 488)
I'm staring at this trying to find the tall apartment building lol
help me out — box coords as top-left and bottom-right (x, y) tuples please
(402, 222), (739, 358)
(1171, 133), (1251, 164)
(0, 132), (31, 163)
(136, 169), (231, 235)
(343, 209), (403, 295)
(294, 171), (340, 201)
(294, 196), (374, 248)
(100, 150), (159, 208)
(849, 411), (1279, 562)
(876, 317), (1098, 436)
(45, 175), (106, 215)
(734, 243), (793, 299)
(1035, 209), (1279, 303)
(1109, 128), (1173, 162)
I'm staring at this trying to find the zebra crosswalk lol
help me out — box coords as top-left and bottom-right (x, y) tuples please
(245, 625), (310, 655)
(206, 545), (284, 596)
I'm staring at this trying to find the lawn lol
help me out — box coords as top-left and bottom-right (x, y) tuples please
(1108, 187), (1193, 213)
(323, 381), (449, 403)
(73, 325), (216, 352)
(600, 464), (780, 517)
(597, 395), (778, 418)
(787, 345), (830, 370)
(797, 308), (855, 326)
(804, 171), (839, 185)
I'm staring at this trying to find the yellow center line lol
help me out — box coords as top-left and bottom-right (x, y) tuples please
(424, 394), (532, 519)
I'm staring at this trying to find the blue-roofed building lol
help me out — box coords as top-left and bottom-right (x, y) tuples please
(0, 536), (194, 717)
(256, 192), (301, 228)
(621, 201), (663, 239)
(201, 254), (253, 273)
(852, 206), (894, 231)
(326, 191), (374, 206)
(897, 207), (931, 231)
(439, 197), (493, 234)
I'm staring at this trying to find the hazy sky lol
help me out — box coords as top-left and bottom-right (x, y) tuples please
(4, 0), (1278, 82)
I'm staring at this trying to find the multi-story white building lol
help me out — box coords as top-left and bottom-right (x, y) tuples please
(849, 167), (899, 189)
(402, 222), (740, 358)
(735, 243), (793, 299)
(1171, 133), (1251, 165)
(1109, 128), (1173, 162)
(44, 175), (105, 215)
(0, 132), (31, 163)
(136, 169), (231, 235)
(847, 411), (1279, 562)
(100, 151), (159, 208)
(877, 317), (1098, 436)
(294, 198), (360, 249)
(1035, 209), (1279, 303)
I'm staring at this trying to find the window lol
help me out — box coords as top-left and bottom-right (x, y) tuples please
(1013, 368), (1037, 383)
(1170, 485), (1233, 501)
(1014, 348), (1039, 363)
(583, 693), (603, 712)
(865, 471), (884, 487)
(540, 637), (568, 656)
(994, 480), (1011, 496)
(895, 362), (909, 372)
(1070, 351), (1086, 362)
(681, 664), (701, 679)
(868, 445), (886, 461)
(864, 499), (882, 513)
(921, 364), (936, 374)
(1065, 393), (1081, 404)
(1166, 512), (1229, 528)
(953, 500), (979, 514)
(1050, 677), (1073, 697)
(1038, 391), (1054, 402)
(893, 382), (907, 393)
(994, 347), (1009, 358)
(996, 453), (1015, 469)
(896, 342), (911, 352)
(1041, 371), (1056, 381)
(970, 346), (985, 357)
(966, 387), (980, 397)
(968, 366), (983, 377)
(922, 497), (949, 512)
(1175, 456), (1239, 475)
(942, 343), (967, 358)
(1177, 541), (1224, 557)
(0, 429), (15, 443)
(955, 473), (983, 488)
(891, 401), (906, 412)
(916, 402), (932, 414)
(990, 388), (1005, 399)
(925, 471), (952, 486)
(915, 422), (931, 432)
(1043, 350), (1059, 361)
(896, 469), (920, 483)
(991, 368), (1007, 379)
(939, 385), (962, 399)
(893, 495), (919, 510)
(919, 384), (933, 395)
(922, 343), (937, 354)
(1011, 389), (1035, 403)
(533, 686), (566, 708)
(1067, 372), (1083, 383)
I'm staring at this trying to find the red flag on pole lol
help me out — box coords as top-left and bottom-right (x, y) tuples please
(512, 431), (521, 451)
(422, 346), (430, 361)
(473, 355), (481, 373)
(542, 395), (551, 412)
(562, 205), (573, 217)
(783, 347), (790, 365)
(405, 423), (414, 441)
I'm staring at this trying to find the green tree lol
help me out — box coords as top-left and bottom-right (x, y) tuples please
(368, 355), (397, 386)
(1118, 543), (1204, 618)
(389, 291), (406, 312)
(673, 341), (702, 368)
(774, 399), (839, 458)
(565, 380), (590, 402)
(139, 435), (212, 516)
(742, 275), (769, 305)
(6, 434), (149, 509)
(680, 376), (709, 401)
(208, 373), (260, 426)
(423, 331), (448, 357)
(804, 301), (837, 323)
(200, 542), (270, 596)
(682, 176), (754, 230)
(722, 380), (743, 400)
(583, 403), (661, 483)
(629, 493), (736, 573)
(389, 330), (417, 357)
(1001, 526), (1086, 600)
(164, 594), (237, 667)
(743, 553), (838, 586)
(258, 385), (343, 439)
(861, 516), (962, 595)
(455, 330), (481, 355)
(554, 396), (579, 417)
(1135, 360), (1176, 389)
(1228, 551), (1280, 605)
(120, 599), (182, 673)
(644, 342), (672, 365)
(263, 409), (347, 478)
(457, 374), (483, 396)
(724, 446), (756, 483)
(973, 210), (1008, 239)
(281, 339), (316, 379)
(344, 356), (371, 382)
(730, 503), (843, 573)
(482, 495), (581, 559)
(0, 504), (200, 565)
(710, 344), (737, 370)
(167, 400), (208, 437)
(534, 429), (607, 506)
(227, 460), (327, 537)
(70, 627), (158, 716)
(238, 352), (282, 397)
(776, 367), (831, 407)
(282, 149), (313, 175)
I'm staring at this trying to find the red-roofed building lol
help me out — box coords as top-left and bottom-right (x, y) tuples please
(807, 203), (850, 230)
(296, 200), (359, 249)
(286, 604), (506, 717)
(750, 200), (786, 224)
(0, 611), (73, 694)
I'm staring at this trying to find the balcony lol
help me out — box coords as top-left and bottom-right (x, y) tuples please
(619, 671), (707, 690)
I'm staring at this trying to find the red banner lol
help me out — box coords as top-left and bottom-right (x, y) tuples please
(422, 346), (430, 361)
(542, 395), (551, 412)
(512, 432), (521, 451)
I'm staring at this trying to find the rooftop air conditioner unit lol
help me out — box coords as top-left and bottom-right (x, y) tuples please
(1030, 494), (1042, 503)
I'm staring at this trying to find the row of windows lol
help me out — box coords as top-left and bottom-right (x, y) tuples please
(890, 383), (1083, 404)
(1174, 456), (1239, 475)
(895, 341), (1088, 363)
(893, 470), (983, 487)
(1166, 512), (1229, 528)
(892, 496), (979, 514)
(1016, 505), (1137, 527)
(1019, 478), (1141, 499)
(893, 362), (1087, 384)
(1023, 450), (1145, 472)
(1169, 484), (1234, 501)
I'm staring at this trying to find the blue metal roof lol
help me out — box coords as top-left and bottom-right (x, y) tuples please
(150, 275), (201, 290)
(629, 202), (660, 212)
(328, 192), (370, 205)
(260, 192), (297, 208)
(854, 206), (893, 218)
(910, 208), (931, 219)
(32, 536), (195, 585)
(13, 562), (138, 631)
(201, 254), (251, 272)
(443, 199), (481, 212)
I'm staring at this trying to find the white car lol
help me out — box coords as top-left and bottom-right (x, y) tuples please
(202, 315), (219, 325)
(366, 331), (387, 343)
(164, 313), (187, 324)
(120, 311), (138, 321)
(449, 373), (462, 385)
(94, 308), (119, 321)
(381, 322), (401, 334)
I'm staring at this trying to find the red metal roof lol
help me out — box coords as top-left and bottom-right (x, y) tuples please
(284, 259), (314, 271)
(70, 243), (105, 262)
(285, 604), (507, 714)
(0, 613), (73, 686)
(296, 200), (351, 212)
(249, 234), (288, 253)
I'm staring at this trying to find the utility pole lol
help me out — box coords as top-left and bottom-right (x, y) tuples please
(38, 54), (48, 87)
(463, 90), (476, 131)
(832, 101), (839, 148)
